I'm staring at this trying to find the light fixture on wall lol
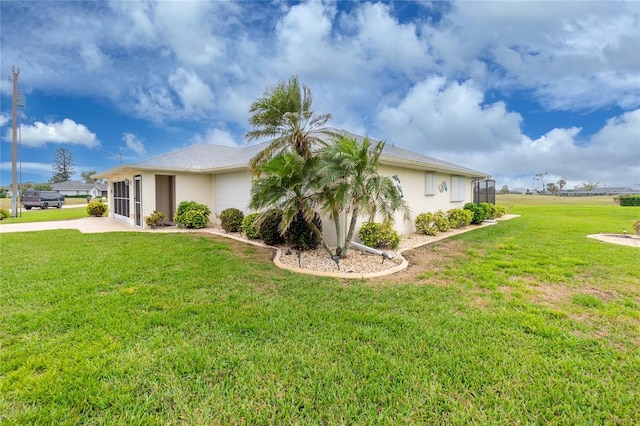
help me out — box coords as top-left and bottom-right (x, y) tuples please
(125, 178), (130, 185)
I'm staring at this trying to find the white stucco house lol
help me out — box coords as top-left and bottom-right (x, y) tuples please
(51, 181), (108, 198)
(94, 130), (490, 241)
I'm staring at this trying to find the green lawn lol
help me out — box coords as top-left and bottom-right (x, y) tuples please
(1, 197), (639, 424)
(0, 207), (89, 224)
(0, 197), (88, 210)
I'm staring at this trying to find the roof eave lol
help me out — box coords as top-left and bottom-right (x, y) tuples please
(380, 156), (489, 178)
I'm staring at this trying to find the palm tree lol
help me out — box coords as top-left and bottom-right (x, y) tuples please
(245, 76), (334, 173)
(316, 134), (410, 258)
(249, 152), (334, 256)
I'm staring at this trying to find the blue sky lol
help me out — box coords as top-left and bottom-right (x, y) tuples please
(1, 0), (639, 191)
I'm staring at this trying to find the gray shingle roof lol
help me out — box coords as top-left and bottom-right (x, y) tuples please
(132, 141), (270, 171)
(51, 181), (107, 191)
(96, 129), (489, 178)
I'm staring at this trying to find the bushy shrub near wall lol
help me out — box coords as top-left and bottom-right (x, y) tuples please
(464, 203), (490, 224)
(86, 202), (106, 217)
(447, 208), (473, 228)
(241, 213), (260, 239)
(415, 212), (439, 236)
(174, 201), (211, 229)
(258, 209), (284, 246)
(0, 208), (10, 220)
(220, 208), (244, 233)
(358, 221), (400, 250)
(433, 211), (450, 232)
(619, 195), (640, 206)
(284, 212), (322, 251)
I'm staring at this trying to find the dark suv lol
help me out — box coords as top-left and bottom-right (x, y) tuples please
(21, 190), (66, 209)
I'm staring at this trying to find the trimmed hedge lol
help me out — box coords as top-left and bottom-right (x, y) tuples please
(358, 221), (400, 250)
(0, 208), (10, 220)
(220, 208), (244, 233)
(258, 209), (284, 246)
(618, 195), (640, 207)
(241, 213), (260, 239)
(174, 201), (211, 229)
(447, 208), (473, 228)
(415, 212), (439, 236)
(464, 202), (490, 224)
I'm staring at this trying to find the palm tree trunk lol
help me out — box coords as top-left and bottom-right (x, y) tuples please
(340, 206), (359, 258)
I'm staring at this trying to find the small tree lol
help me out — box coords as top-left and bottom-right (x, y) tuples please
(546, 182), (559, 194)
(575, 180), (600, 191)
(500, 185), (509, 194)
(81, 170), (97, 184)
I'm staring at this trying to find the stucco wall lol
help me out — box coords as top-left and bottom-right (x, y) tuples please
(320, 166), (474, 244)
(214, 171), (253, 215)
(174, 173), (214, 209)
(377, 165), (472, 234)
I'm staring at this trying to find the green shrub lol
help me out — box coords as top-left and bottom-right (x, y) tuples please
(145, 210), (166, 228)
(447, 208), (473, 228)
(0, 208), (10, 220)
(464, 202), (490, 224)
(174, 201), (211, 229)
(493, 205), (507, 218)
(86, 202), (106, 217)
(258, 209), (284, 246)
(241, 213), (261, 239)
(220, 208), (244, 233)
(176, 201), (201, 216)
(619, 195), (640, 206)
(358, 221), (400, 250)
(433, 210), (450, 232)
(415, 212), (439, 236)
(284, 212), (322, 251)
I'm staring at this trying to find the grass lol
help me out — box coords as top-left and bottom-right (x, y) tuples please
(1, 196), (639, 424)
(0, 207), (90, 224)
(0, 197), (88, 210)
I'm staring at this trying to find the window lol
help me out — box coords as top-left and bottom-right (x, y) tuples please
(113, 180), (130, 217)
(450, 176), (466, 202)
(425, 173), (436, 195)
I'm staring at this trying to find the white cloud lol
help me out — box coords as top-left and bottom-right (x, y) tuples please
(0, 161), (53, 177)
(122, 133), (146, 155)
(437, 109), (640, 189)
(378, 76), (523, 152)
(0, 113), (10, 128)
(191, 128), (238, 147)
(168, 68), (215, 116)
(3, 119), (99, 148)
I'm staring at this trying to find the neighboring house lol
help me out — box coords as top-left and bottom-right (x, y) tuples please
(94, 130), (490, 241)
(51, 181), (108, 198)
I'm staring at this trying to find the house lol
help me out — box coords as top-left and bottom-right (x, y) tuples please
(51, 181), (108, 198)
(94, 130), (490, 241)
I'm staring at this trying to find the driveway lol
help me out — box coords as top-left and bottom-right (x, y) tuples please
(0, 217), (139, 234)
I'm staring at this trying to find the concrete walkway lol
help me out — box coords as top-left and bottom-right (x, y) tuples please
(0, 217), (139, 234)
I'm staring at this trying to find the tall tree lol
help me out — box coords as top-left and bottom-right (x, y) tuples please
(533, 172), (548, 193)
(245, 76), (333, 172)
(557, 179), (567, 192)
(51, 148), (75, 183)
(80, 170), (97, 184)
(315, 135), (410, 258)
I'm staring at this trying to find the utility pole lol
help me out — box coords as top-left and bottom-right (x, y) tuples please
(10, 66), (21, 217)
